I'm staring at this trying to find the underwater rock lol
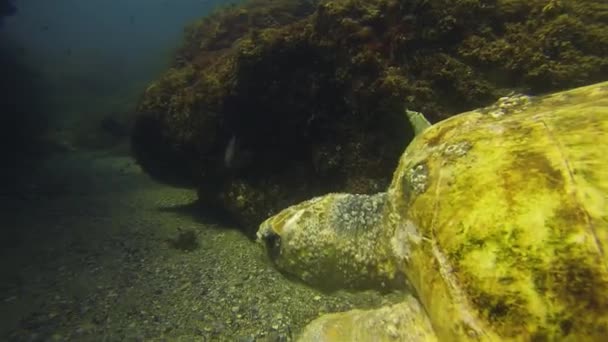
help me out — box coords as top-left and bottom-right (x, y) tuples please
(132, 0), (608, 235)
(131, 111), (200, 187)
(166, 227), (200, 251)
(258, 81), (608, 341)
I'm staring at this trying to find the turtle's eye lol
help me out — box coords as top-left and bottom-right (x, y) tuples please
(262, 230), (282, 260)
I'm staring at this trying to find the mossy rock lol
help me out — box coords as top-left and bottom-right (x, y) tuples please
(258, 81), (608, 341)
(131, 0), (608, 234)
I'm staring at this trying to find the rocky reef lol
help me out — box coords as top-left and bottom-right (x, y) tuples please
(131, 0), (608, 235)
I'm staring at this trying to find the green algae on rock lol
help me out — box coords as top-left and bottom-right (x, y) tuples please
(132, 0), (608, 234)
(258, 81), (608, 341)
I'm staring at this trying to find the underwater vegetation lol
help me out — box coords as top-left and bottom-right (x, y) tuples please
(132, 0), (608, 235)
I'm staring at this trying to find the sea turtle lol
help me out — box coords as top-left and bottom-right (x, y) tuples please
(257, 81), (608, 341)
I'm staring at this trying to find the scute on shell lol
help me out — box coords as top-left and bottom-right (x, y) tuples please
(389, 81), (608, 340)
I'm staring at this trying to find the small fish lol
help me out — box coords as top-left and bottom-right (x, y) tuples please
(224, 134), (254, 170)
(224, 135), (237, 168)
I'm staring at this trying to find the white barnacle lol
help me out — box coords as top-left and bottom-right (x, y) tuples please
(390, 220), (422, 263)
(488, 109), (506, 118)
(487, 123), (505, 135)
(282, 209), (305, 236)
(409, 163), (428, 194)
(443, 141), (472, 158)
(485, 93), (531, 118)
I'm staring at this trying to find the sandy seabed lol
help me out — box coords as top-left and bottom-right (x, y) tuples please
(0, 149), (401, 341)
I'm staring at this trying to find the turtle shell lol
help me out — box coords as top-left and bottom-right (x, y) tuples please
(386, 81), (608, 340)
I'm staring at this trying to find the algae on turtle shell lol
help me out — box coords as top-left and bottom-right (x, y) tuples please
(258, 81), (608, 341)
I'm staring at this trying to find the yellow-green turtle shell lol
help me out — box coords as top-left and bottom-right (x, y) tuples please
(258, 81), (608, 341)
(387, 81), (608, 340)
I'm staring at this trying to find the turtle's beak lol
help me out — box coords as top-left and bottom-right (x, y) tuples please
(257, 220), (282, 260)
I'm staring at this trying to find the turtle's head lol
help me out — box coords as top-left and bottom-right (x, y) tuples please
(257, 193), (393, 290)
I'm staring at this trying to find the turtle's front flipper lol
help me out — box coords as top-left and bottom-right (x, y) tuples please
(405, 109), (431, 135)
(257, 193), (396, 290)
(297, 295), (437, 342)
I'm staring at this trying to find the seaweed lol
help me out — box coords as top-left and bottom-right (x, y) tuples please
(132, 0), (608, 234)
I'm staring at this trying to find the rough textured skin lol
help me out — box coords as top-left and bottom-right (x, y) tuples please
(258, 81), (608, 341)
(258, 193), (392, 290)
